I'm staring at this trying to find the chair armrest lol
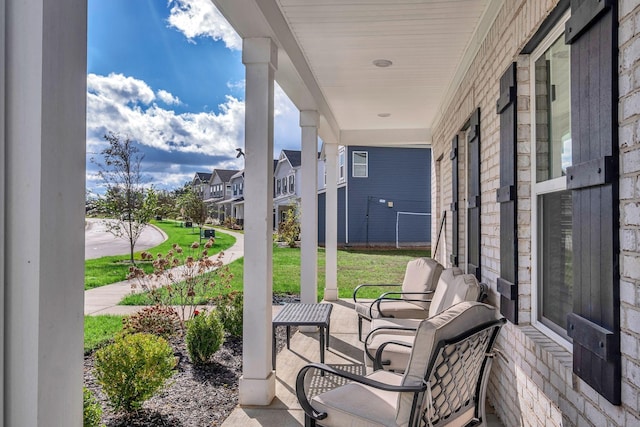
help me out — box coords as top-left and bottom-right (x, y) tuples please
(370, 291), (434, 319)
(363, 326), (417, 363)
(296, 363), (426, 421)
(373, 340), (414, 370)
(352, 283), (401, 303)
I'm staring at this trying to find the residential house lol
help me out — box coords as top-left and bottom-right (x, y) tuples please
(204, 168), (239, 222)
(6, 1), (640, 425)
(273, 149), (302, 226)
(228, 170), (245, 227)
(191, 172), (212, 200)
(318, 145), (431, 247)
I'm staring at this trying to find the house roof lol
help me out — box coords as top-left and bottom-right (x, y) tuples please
(193, 172), (212, 183)
(213, 169), (240, 183)
(211, 0), (500, 147)
(282, 150), (301, 168)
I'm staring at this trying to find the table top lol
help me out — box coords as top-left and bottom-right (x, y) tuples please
(272, 303), (333, 326)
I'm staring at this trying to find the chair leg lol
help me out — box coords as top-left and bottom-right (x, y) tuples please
(358, 316), (363, 342)
(305, 414), (317, 427)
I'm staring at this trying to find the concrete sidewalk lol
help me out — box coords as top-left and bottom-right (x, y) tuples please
(84, 228), (245, 316)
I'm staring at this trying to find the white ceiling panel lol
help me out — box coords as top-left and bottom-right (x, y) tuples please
(212, 0), (502, 143)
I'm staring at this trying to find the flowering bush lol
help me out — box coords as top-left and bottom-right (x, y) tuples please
(127, 238), (223, 323)
(216, 292), (243, 337)
(122, 305), (182, 339)
(185, 310), (224, 364)
(94, 333), (176, 412)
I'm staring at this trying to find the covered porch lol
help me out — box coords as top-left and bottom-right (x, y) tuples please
(2, 0), (639, 425)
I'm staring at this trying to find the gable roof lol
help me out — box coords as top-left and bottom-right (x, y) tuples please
(282, 150), (301, 168)
(193, 172), (212, 183)
(212, 169), (240, 183)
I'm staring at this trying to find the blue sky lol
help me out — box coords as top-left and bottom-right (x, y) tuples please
(87, 0), (301, 194)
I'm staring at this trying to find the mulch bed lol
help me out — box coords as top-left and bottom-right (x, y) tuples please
(84, 323), (296, 426)
(84, 334), (237, 427)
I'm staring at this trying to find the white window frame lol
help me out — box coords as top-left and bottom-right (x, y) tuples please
(289, 174), (295, 193)
(530, 11), (573, 352)
(352, 151), (368, 178)
(338, 147), (345, 183)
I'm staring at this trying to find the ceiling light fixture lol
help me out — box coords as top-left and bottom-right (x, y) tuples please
(373, 59), (393, 68)
(378, 113), (391, 118)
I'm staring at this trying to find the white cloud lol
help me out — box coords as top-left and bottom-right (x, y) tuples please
(167, 0), (242, 51)
(87, 73), (155, 105)
(157, 89), (182, 105)
(87, 73), (245, 158)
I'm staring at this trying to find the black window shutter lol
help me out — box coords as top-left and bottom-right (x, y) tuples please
(565, 0), (620, 405)
(450, 136), (459, 266)
(496, 63), (518, 324)
(467, 109), (481, 280)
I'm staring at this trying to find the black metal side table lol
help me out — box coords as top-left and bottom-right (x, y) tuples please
(272, 303), (333, 370)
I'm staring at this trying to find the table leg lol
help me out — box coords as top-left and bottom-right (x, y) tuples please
(326, 320), (331, 348)
(319, 326), (325, 376)
(272, 325), (277, 370)
(286, 325), (291, 349)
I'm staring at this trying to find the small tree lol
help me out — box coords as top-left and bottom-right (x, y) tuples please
(276, 206), (301, 248)
(177, 188), (207, 231)
(92, 132), (155, 263)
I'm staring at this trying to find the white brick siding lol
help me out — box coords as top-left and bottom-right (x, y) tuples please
(430, 0), (640, 425)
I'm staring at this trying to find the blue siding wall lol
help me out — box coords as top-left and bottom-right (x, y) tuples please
(317, 186), (347, 245)
(347, 146), (431, 245)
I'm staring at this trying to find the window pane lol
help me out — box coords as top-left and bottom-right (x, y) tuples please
(535, 35), (571, 183)
(538, 190), (573, 335)
(353, 152), (368, 177)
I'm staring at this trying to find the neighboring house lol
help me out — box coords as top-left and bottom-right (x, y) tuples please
(204, 169), (239, 222)
(318, 145), (431, 247)
(191, 172), (212, 200)
(273, 149), (302, 226)
(228, 170), (245, 227)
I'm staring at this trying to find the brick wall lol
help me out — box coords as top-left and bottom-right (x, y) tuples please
(430, 0), (640, 425)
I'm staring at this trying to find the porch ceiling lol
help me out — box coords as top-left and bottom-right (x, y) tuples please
(211, 0), (503, 145)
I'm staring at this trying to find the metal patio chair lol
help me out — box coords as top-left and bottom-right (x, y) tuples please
(296, 301), (505, 427)
(353, 257), (444, 341)
(363, 269), (487, 372)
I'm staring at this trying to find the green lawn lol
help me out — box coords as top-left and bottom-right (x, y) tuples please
(84, 315), (124, 353)
(84, 220), (236, 290)
(120, 246), (430, 305)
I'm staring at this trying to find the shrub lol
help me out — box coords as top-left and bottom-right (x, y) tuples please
(275, 207), (300, 247)
(83, 387), (103, 427)
(185, 310), (224, 364)
(216, 292), (243, 337)
(94, 333), (176, 412)
(127, 240), (224, 322)
(122, 305), (181, 338)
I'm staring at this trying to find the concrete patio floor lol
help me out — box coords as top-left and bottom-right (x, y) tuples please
(222, 299), (505, 427)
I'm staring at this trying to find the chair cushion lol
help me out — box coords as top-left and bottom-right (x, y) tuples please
(364, 333), (413, 371)
(355, 299), (429, 321)
(401, 258), (444, 310)
(311, 370), (403, 427)
(370, 317), (422, 335)
(396, 302), (502, 426)
(427, 269), (480, 318)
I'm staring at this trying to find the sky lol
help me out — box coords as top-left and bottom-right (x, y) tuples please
(86, 0), (301, 195)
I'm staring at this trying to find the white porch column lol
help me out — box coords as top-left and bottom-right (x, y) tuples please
(300, 111), (319, 304)
(4, 0), (86, 425)
(240, 37), (277, 406)
(324, 143), (339, 301)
